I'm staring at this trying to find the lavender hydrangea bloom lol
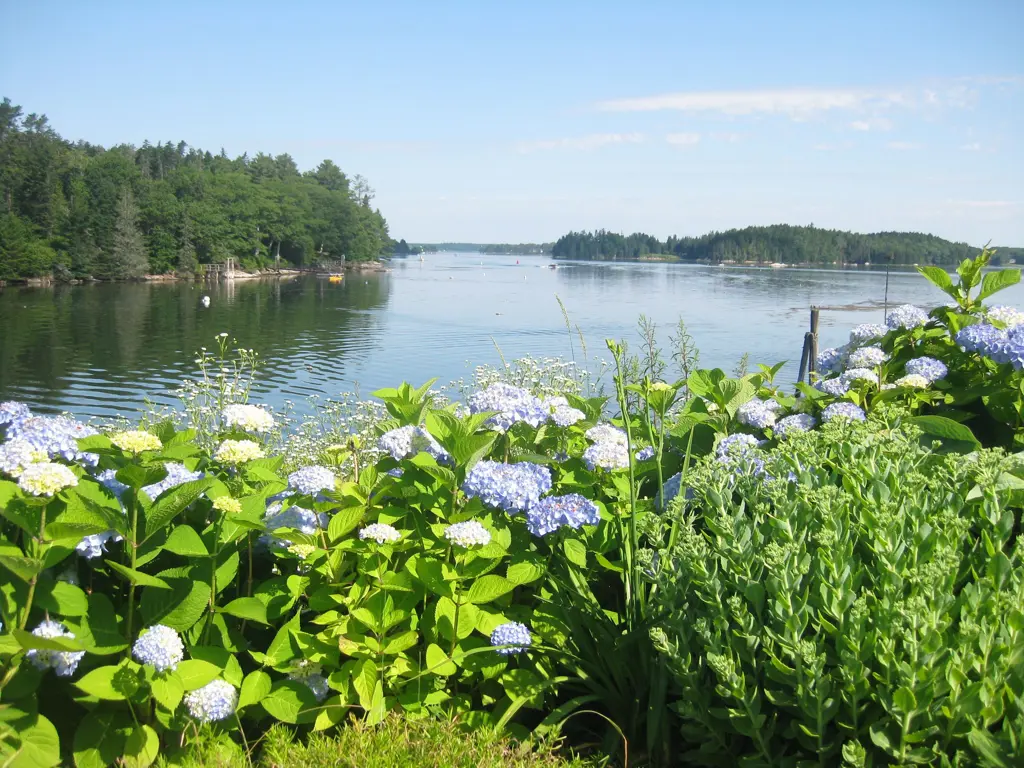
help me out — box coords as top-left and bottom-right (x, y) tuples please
(716, 434), (762, 457)
(583, 440), (629, 471)
(287, 465), (336, 496)
(841, 368), (880, 386)
(132, 625), (185, 672)
(886, 304), (929, 330)
(26, 620), (84, 677)
(490, 622), (532, 654)
(444, 520), (492, 548)
(543, 396), (585, 427)
(655, 472), (688, 511)
(142, 462), (203, 500)
(849, 324), (888, 346)
(0, 401), (30, 430)
(822, 402), (867, 422)
(814, 377), (850, 397)
(468, 383), (548, 432)
(287, 661), (329, 702)
(462, 460), (552, 513)
(378, 425), (451, 463)
(262, 504), (328, 549)
(95, 468), (129, 500)
(526, 493), (600, 537)
(585, 423), (628, 445)
(847, 346), (886, 369)
(635, 446), (655, 461)
(816, 346), (848, 375)
(184, 680), (237, 722)
(736, 399), (777, 429)
(76, 530), (123, 560)
(715, 434), (766, 477)
(0, 438), (45, 478)
(774, 413), (817, 437)
(904, 357), (948, 382)
(956, 323), (1007, 356)
(8, 415), (99, 466)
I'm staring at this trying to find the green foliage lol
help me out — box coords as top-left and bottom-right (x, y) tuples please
(0, 97), (392, 281)
(653, 418), (1024, 766)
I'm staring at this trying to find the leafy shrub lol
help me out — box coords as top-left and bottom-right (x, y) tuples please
(652, 414), (1024, 766)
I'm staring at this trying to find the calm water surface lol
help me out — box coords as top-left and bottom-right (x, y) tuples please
(2, 253), (1022, 422)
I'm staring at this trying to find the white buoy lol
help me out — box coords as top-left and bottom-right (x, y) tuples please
(201, 296), (211, 308)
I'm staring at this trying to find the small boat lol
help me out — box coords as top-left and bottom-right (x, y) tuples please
(328, 275), (344, 283)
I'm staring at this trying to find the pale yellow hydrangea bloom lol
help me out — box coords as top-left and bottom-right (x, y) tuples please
(214, 439), (265, 464)
(894, 374), (930, 389)
(110, 430), (163, 454)
(212, 496), (242, 514)
(18, 462), (78, 496)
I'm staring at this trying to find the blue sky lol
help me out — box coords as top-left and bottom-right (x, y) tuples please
(2, 0), (1022, 244)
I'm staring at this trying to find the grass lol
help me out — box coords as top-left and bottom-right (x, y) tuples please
(158, 716), (601, 768)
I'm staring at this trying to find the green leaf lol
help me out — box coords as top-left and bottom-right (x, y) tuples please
(967, 728), (1012, 768)
(139, 568), (211, 631)
(34, 579), (88, 617)
(262, 680), (317, 724)
(143, 477), (215, 539)
(893, 686), (917, 714)
(977, 267), (1021, 301)
(105, 561), (171, 589)
(77, 593), (128, 655)
(327, 506), (364, 543)
(74, 666), (127, 701)
(162, 525), (209, 557)
(465, 574), (516, 605)
(561, 538), (587, 569)
(149, 673), (185, 712)
(122, 725), (159, 768)
(506, 560), (545, 585)
(917, 265), (954, 294)
(73, 710), (128, 768)
(220, 597), (269, 625)
(13, 628), (85, 653)
(175, 659), (221, 691)
(907, 415), (981, 447)
(0, 555), (45, 583)
(238, 670), (273, 710)
(352, 658), (379, 709)
(10, 713), (61, 768)
(433, 597), (478, 641)
(425, 644), (456, 677)
(382, 630), (419, 655)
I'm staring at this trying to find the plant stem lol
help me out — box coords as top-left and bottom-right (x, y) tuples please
(125, 486), (139, 644)
(18, 503), (48, 630)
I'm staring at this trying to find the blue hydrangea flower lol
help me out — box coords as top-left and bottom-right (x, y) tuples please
(715, 434), (766, 477)
(462, 460), (552, 513)
(0, 401), (31, 430)
(904, 357), (948, 382)
(841, 367), (880, 387)
(287, 465), (336, 496)
(261, 504), (328, 549)
(468, 383), (548, 432)
(816, 346), (848, 375)
(76, 530), (123, 559)
(635, 446), (655, 461)
(886, 304), (929, 330)
(7, 416), (99, 466)
(716, 434), (762, 458)
(655, 472), (691, 511)
(847, 346), (886, 369)
(849, 324), (888, 346)
(132, 625), (184, 672)
(525, 493), (600, 537)
(956, 322), (1005, 355)
(736, 399), (777, 429)
(585, 424), (627, 445)
(184, 679), (237, 722)
(822, 402), (867, 422)
(774, 413), (817, 438)
(490, 622), (532, 655)
(142, 462), (203, 500)
(0, 437), (46, 478)
(814, 377), (850, 396)
(542, 396), (586, 427)
(26, 620), (84, 677)
(288, 660), (329, 702)
(583, 441), (629, 471)
(95, 468), (129, 501)
(378, 425), (451, 463)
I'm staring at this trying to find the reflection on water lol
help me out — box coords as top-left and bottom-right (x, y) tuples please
(2, 254), (1022, 422)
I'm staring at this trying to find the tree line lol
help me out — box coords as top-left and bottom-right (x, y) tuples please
(551, 225), (1023, 266)
(0, 97), (393, 281)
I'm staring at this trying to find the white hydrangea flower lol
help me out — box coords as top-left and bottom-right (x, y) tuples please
(222, 404), (276, 433)
(214, 439), (265, 464)
(359, 523), (402, 544)
(444, 520), (491, 548)
(0, 437), (48, 478)
(18, 462), (78, 496)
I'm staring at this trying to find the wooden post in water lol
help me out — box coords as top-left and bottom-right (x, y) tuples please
(808, 307), (820, 383)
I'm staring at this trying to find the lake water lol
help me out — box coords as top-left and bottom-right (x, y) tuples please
(2, 253), (1022, 423)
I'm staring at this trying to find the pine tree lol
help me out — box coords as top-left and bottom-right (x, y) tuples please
(106, 187), (148, 278)
(176, 210), (198, 275)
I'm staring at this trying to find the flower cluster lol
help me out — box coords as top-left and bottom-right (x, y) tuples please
(212, 496), (242, 514)
(635, 446), (655, 461)
(894, 374), (929, 389)
(359, 522), (402, 544)
(96, 469), (129, 500)
(822, 402), (867, 422)
(490, 622), (531, 655)
(715, 434), (766, 477)
(444, 520), (492, 548)
(585, 424), (626, 445)
(886, 304), (930, 330)
(816, 347), (847, 375)
(26, 620), (84, 677)
(222, 404), (276, 433)
(543, 396), (585, 427)
(774, 413), (817, 438)
(287, 660), (329, 702)
(468, 383), (548, 431)
(847, 345), (886, 369)
(526, 493), (600, 537)
(8, 415), (98, 466)
(0, 400), (31, 430)
(287, 465), (337, 496)
(657, 472), (684, 511)
(110, 430), (162, 454)
(377, 425), (450, 463)
(904, 356), (948, 382)
(849, 323), (888, 345)
(76, 530), (122, 559)
(841, 368), (880, 387)
(814, 377), (849, 397)
(132, 625), (185, 672)
(462, 460), (552, 513)
(263, 504), (327, 548)
(582, 423), (629, 471)
(18, 461), (78, 496)
(987, 305), (1024, 328)
(956, 323), (1024, 370)
(0, 437), (47, 478)
(214, 439), (265, 464)
(184, 679), (237, 722)
(736, 398), (778, 429)
(142, 462), (203, 499)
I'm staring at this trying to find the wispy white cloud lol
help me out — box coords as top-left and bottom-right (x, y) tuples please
(596, 87), (910, 117)
(960, 142), (982, 151)
(849, 117), (893, 131)
(886, 141), (923, 150)
(515, 133), (645, 153)
(666, 132), (701, 146)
